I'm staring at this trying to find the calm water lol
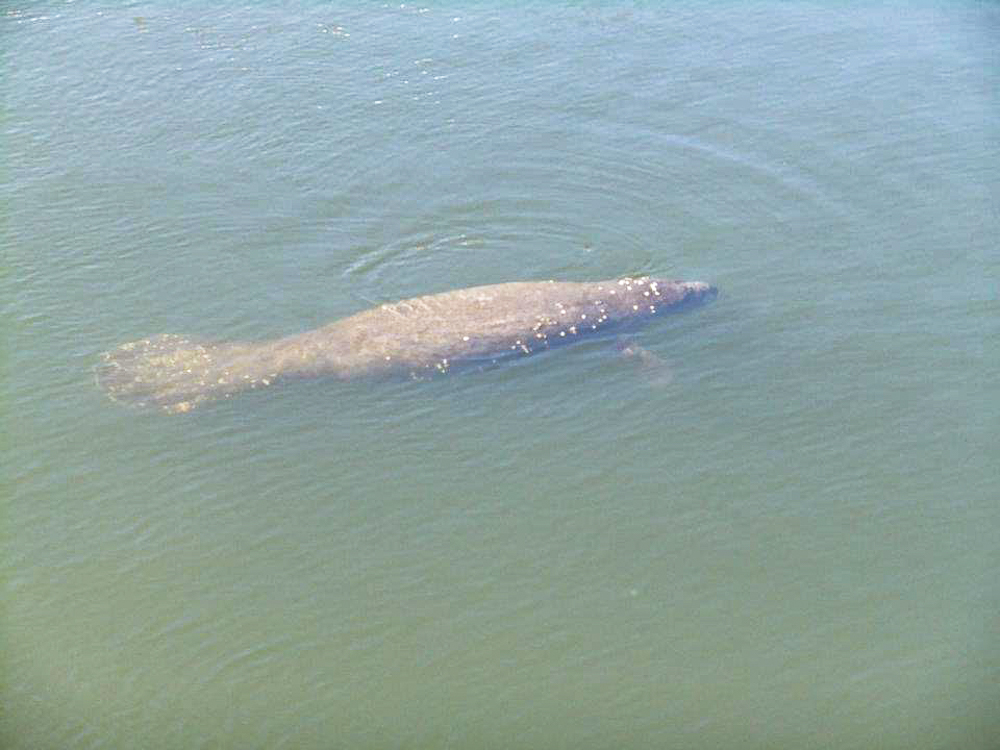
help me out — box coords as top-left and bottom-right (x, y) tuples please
(3, 2), (998, 748)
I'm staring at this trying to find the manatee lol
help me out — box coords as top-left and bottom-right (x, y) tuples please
(96, 276), (717, 413)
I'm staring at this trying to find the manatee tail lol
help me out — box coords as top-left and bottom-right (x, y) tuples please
(95, 334), (267, 413)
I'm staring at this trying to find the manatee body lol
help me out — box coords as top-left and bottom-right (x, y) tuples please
(96, 276), (717, 413)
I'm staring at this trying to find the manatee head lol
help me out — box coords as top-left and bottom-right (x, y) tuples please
(601, 277), (717, 320)
(669, 279), (718, 307)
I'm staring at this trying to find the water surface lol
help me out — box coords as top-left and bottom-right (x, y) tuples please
(3, 2), (998, 748)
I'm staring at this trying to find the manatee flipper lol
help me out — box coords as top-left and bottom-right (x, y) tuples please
(615, 337), (674, 387)
(95, 334), (256, 413)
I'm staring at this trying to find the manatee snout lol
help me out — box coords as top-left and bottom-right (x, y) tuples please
(658, 280), (717, 309)
(679, 281), (718, 305)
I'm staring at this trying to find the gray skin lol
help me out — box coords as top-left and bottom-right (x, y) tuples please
(96, 276), (717, 413)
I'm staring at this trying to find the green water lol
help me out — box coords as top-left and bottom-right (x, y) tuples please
(3, 2), (998, 748)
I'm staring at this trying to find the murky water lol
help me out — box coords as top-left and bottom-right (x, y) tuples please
(4, 2), (998, 748)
